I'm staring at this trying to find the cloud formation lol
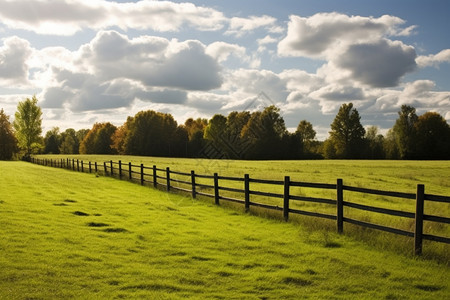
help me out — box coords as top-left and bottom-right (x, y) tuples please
(0, 0), (226, 35)
(0, 36), (32, 85)
(0, 3), (448, 139)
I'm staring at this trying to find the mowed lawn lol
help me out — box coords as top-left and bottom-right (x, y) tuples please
(1, 162), (449, 299)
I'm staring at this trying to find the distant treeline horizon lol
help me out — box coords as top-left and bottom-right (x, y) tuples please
(2, 99), (449, 160)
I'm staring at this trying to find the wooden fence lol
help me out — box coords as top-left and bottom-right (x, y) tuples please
(30, 157), (450, 256)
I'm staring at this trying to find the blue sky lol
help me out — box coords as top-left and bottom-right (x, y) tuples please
(0, 0), (449, 139)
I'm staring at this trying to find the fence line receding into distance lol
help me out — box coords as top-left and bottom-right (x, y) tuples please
(30, 157), (450, 256)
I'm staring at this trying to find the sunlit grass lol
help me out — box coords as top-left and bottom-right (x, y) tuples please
(38, 155), (450, 260)
(1, 161), (449, 299)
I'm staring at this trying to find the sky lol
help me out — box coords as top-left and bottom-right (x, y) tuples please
(0, 0), (449, 140)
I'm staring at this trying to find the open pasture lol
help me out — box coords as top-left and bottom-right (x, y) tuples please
(1, 161), (449, 299)
(38, 155), (450, 259)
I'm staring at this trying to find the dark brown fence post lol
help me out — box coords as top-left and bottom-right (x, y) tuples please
(337, 179), (344, 233)
(191, 170), (196, 199)
(128, 162), (132, 180)
(76, 159), (79, 172)
(89, 161), (92, 173)
(153, 165), (157, 187)
(104, 162), (107, 175)
(414, 184), (425, 256)
(283, 176), (290, 222)
(95, 162), (98, 173)
(110, 160), (113, 176)
(166, 167), (171, 191)
(214, 173), (219, 205)
(244, 174), (250, 212)
(118, 160), (122, 179)
(140, 164), (144, 185)
(81, 161), (84, 173)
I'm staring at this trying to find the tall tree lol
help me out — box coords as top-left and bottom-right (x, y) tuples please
(0, 109), (18, 160)
(392, 105), (418, 159)
(13, 95), (43, 157)
(364, 126), (385, 159)
(296, 120), (316, 155)
(414, 112), (450, 159)
(329, 103), (365, 158)
(44, 127), (60, 154)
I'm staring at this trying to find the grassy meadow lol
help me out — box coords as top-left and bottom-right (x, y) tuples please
(38, 155), (450, 259)
(0, 161), (449, 299)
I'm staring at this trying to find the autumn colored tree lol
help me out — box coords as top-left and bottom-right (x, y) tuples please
(329, 103), (365, 158)
(79, 122), (117, 154)
(0, 109), (18, 160)
(13, 96), (43, 157)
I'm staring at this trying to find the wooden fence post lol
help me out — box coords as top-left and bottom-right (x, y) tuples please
(214, 173), (219, 205)
(153, 165), (157, 187)
(129, 162), (132, 180)
(191, 170), (196, 199)
(81, 161), (84, 173)
(283, 176), (290, 222)
(244, 174), (250, 212)
(166, 167), (171, 191)
(95, 162), (98, 173)
(414, 184), (425, 256)
(140, 164), (144, 185)
(89, 161), (92, 173)
(77, 160), (80, 172)
(337, 179), (344, 234)
(119, 160), (122, 179)
(110, 160), (113, 176)
(104, 162), (107, 175)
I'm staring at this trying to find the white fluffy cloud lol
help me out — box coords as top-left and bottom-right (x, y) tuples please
(0, 36), (32, 85)
(0, 0), (226, 35)
(278, 13), (408, 59)
(416, 49), (450, 68)
(278, 13), (418, 88)
(226, 15), (278, 37)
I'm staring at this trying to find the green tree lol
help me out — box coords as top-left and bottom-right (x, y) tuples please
(392, 105), (418, 159)
(44, 127), (60, 154)
(124, 110), (178, 156)
(204, 114), (228, 158)
(296, 120), (316, 155)
(13, 95), (43, 157)
(0, 109), (18, 160)
(59, 128), (79, 154)
(184, 118), (207, 157)
(383, 129), (400, 159)
(364, 126), (385, 159)
(329, 103), (365, 158)
(241, 106), (287, 159)
(414, 112), (450, 159)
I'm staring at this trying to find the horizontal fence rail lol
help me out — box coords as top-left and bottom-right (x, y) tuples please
(30, 157), (450, 256)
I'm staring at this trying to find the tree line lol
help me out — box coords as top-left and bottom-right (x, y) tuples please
(1, 96), (449, 160)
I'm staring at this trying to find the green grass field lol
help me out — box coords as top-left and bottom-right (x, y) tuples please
(38, 155), (450, 260)
(1, 161), (449, 299)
